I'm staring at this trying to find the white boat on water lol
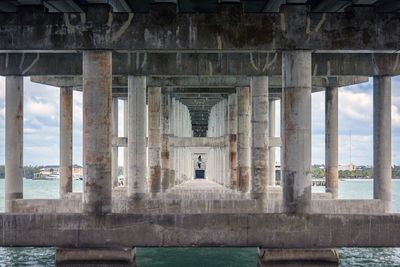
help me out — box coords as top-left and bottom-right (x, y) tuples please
(45, 173), (60, 180)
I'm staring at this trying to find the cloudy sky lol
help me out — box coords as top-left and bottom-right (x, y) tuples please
(0, 76), (399, 167)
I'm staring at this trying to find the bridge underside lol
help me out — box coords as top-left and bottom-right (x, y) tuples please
(1, 2), (400, 266)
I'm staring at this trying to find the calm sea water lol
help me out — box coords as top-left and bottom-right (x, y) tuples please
(0, 179), (399, 266)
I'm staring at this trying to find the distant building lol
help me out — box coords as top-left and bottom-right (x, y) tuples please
(339, 164), (356, 172)
(33, 165), (83, 180)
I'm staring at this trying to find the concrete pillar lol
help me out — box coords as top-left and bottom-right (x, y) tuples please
(169, 96), (176, 187)
(373, 76), (392, 212)
(251, 76), (269, 199)
(111, 97), (119, 188)
(325, 87), (339, 198)
(148, 87), (162, 195)
(82, 51), (112, 214)
(60, 87), (73, 197)
(56, 247), (136, 267)
(127, 76), (147, 198)
(123, 100), (128, 187)
(237, 86), (251, 193)
(161, 93), (171, 191)
(268, 99), (276, 186)
(228, 94), (238, 189)
(282, 50), (312, 214)
(5, 76), (23, 212)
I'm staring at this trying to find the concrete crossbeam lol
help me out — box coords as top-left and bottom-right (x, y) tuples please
(0, 5), (399, 51)
(4, 52), (400, 76)
(30, 75), (369, 89)
(0, 213), (400, 247)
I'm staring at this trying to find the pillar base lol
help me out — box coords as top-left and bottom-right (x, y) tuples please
(258, 248), (339, 267)
(56, 247), (135, 267)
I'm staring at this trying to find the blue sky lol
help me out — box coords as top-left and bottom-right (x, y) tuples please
(0, 76), (399, 166)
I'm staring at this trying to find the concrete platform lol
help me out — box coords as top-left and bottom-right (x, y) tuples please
(258, 248), (339, 267)
(56, 247), (135, 267)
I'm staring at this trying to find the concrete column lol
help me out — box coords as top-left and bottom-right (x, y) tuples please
(325, 87), (339, 198)
(148, 87), (162, 195)
(373, 76), (392, 212)
(111, 97), (119, 188)
(161, 93), (171, 191)
(5, 76), (23, 212)
(123, 100), (128, 187)
(228, 94), (238, 189)
(282, 50), (312, 214)
(60, 87), (73, 197)
(251, 76), (269, 199)
(127, 76), (147, 198)
(169, 96), (176, 187)
(82, 51), (112, 214)
(237, 86), (251, 193)
(268, 99), (276, 186)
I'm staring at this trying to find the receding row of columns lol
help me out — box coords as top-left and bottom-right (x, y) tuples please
(3, 50), (393, 214)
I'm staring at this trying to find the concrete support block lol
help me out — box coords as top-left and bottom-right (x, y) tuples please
(282, 50), (312, 214)
(5, 76), (23, 212)
(60, 87), (73, 197)
(82, 51), (112, 214)
(268, 99), (276, 186)
(325, 86), (339, 198)
(237, 87), (251, 193)
(56, 247), (136, 267)
(148, 87), (162, 195)
(251, 76), (269, 200)
(258, 248), (339, 267)
(112, 97), (119, 188)
(373, 76), (392, 212)
(128, 76), (147, 198)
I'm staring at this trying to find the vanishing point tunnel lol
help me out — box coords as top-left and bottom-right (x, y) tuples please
(1, 0), (400, 266)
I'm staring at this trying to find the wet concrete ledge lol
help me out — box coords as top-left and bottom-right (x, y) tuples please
(0, 213), (400, 248)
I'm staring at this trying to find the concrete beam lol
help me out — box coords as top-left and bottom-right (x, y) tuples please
(2, 52), (400, 76)
(0, 6), (399, 51)
(0, 213), (400, 247)
(172, 137), (228, 147)
(30, 75), (369, 89)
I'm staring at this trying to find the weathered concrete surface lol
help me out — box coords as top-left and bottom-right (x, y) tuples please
(251, 76), (269, 200)
(148, 87), (162, 196)
(9, 195), (386, 215)
(237, 87), (251, 193)
(56, 247), (136, 267)
(282, 51), (312, 214)
(82, 51), (112, 214)
(373, 76), (392, 212)
(5, 76), (23, 212)
(258, 248), (339, 266)
(60, 87), (73, 196)
(161, 93), (170, 192)
(0, 6), (400, 51)
(228, 94), (238, 189)
(325, 87), (339, 198)
(1, 213), (400, 247)
(127, 76), (147, 198)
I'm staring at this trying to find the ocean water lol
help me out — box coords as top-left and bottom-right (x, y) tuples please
(0, 179), (399, 266)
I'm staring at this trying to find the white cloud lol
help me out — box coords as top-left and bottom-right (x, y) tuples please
(339, 89), (372, 122)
